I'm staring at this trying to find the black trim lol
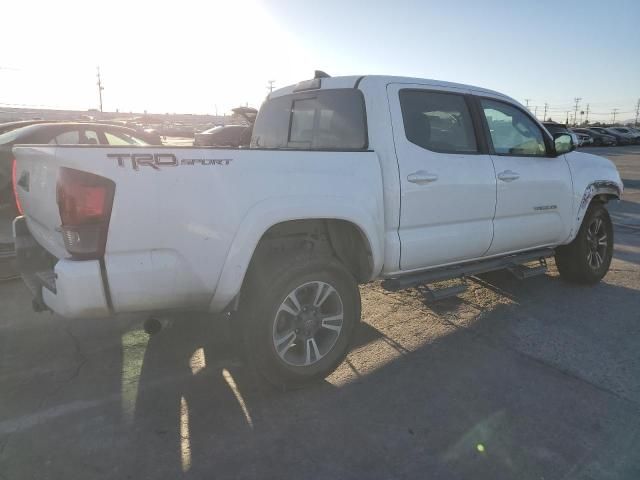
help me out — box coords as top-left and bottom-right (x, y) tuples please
(398, 88), (483, 156)
(476, 95), (555, 158)
(354, 76), (366, 89)
(12, 143), (375, 153)
(99, 257), (114, 314)
(466, 95), (490, 154)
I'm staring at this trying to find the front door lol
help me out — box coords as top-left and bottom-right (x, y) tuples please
(477, 97), (573, 255)
(388, 84), (497, 271)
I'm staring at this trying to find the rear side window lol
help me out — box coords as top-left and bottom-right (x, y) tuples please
(399, 90), (478, 154)
(104, 131), (146, 145)
(52, 130), (80, 144)
(251, 89), (367, 150)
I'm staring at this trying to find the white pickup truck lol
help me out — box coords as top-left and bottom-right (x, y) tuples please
(13, 73), (623, 386)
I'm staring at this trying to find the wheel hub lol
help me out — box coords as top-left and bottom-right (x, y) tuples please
(297, 308), (321, 338)
(586, 217), (608, 270)
(272, 281), (345, 367)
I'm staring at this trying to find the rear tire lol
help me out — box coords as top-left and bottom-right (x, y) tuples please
(555, 203), (613, 284)
(239, 252), (360, 388)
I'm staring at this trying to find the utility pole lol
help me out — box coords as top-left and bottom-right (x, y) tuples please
(533, 106), (538, 119)
(565, 111), (570, 125)
(635, 98), (640, 127)
(524, 99), (531, 111)
(267, 80), (275, 94)
(573, 97), (582, 126)
(612, 108), (618, 124)
(585, 104), (590, 124)
(96, 67), (104, 113)
(543, 103), (548, 122)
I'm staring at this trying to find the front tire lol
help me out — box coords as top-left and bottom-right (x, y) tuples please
(555, 203), (613, 284)
(240, 252), (361, 388)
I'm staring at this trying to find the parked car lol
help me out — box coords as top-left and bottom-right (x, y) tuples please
(194, 125), (251, 147)
(592, 127), (633, 145)
(13, 74), (622, 387)
(575, 128), (617, 146)
(570, 129), (594, 146)
(94, 120), (163, 145)
(586, 127), (627, 145)
(608, 127), (640, 144)
(543, 122), (581, 147)
(0, 122), (150, 214)
(0, 120), (53, 135)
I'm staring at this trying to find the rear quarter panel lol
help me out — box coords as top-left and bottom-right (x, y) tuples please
(17, 146), (384, 313)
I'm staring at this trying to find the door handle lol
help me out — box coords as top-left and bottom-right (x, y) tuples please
(497, 170), (520, 182)
(407, 171), (438, 185)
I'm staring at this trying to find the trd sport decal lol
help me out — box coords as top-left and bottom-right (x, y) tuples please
(107, 153), (232, 171)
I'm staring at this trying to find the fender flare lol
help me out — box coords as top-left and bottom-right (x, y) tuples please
(208, 195), (384, 312)
(570, 180), (622, 240)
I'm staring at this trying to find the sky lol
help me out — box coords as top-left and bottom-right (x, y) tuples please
(1, 0), (638, 122)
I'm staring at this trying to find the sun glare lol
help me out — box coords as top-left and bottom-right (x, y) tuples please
(0, 0), (312, 113)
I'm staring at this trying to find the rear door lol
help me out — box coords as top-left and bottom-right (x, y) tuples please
(388, 84), (497, 271)
(477, 97), (573, 255)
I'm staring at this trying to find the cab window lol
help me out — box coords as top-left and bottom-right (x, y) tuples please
(481, 99), (547, 156)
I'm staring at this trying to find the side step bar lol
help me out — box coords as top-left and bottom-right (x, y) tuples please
(382, 248), (554, 292)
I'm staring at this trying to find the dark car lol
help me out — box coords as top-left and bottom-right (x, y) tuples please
(608, 127), (640, 144)
(573, 128), (616, 146)
(588, 126), (633, 146)
(193, 124), (251, 147)
(0, 122), (149, 213)
(94, 120), (163, 145)
(0, 120), (53, 135)
(542, 122), (580, 147)
(193, 107), (257, 147)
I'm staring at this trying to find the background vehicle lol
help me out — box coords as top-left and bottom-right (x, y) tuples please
(193, 124), (251, 147)
(578, 128), (617, 146)
(543, 122), (581, 147)
(608, 127), (640, 144)
(592, 127), (634, 145)
(0, 120), (53, 135)
(0, 122), (149, 213)
(13, 74), (622, 387)
(570, 129), (593, 146)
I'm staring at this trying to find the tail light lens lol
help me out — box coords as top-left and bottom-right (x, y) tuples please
(11, 158), (24, 215)
(56, 167), (115, 259)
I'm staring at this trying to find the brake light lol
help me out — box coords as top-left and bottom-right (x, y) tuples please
(56, 167), (115, 259)
(11, 158), (24, 215)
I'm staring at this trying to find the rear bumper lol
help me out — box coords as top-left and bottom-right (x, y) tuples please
(13, 216), (111, 318)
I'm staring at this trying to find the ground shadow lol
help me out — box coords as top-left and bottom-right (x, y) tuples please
(119, 269), (640, 480)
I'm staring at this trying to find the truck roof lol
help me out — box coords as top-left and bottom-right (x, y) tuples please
(270, 74), (515, 104)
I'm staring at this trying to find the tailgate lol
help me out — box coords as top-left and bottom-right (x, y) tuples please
(13, 146), (67, 258)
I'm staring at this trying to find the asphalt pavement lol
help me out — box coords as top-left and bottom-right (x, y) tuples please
(0, 146), (639, 480)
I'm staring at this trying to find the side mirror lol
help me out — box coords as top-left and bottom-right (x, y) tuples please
(553, 133), (575, 156)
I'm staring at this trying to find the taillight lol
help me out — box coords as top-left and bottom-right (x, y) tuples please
(56, 167), (115, 259)
(11, 158), (24, 215)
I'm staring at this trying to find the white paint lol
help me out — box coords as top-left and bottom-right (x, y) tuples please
(12, 75), (623, 320)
